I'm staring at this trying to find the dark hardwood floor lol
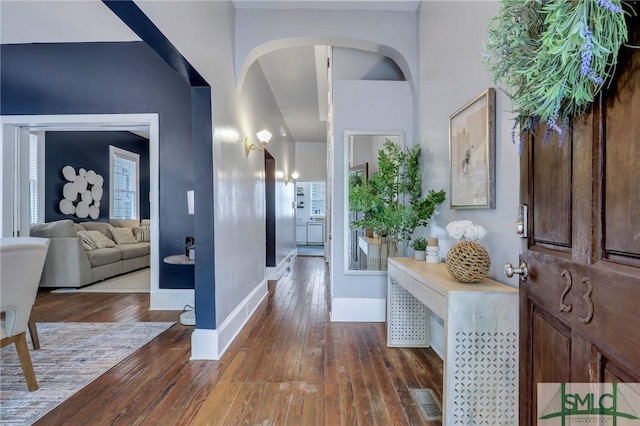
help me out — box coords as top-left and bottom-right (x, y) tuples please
(30, 257), (443, 425)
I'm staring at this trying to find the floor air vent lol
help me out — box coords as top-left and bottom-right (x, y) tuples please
(409, 388), (442, 421)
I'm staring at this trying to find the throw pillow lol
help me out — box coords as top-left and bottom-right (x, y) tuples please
(77, 231), (97, 251)
(85, 230), (116, 249)
(110, 227), (138, 245)
(109, 219), (139, 229)
(133, 225), (151, 242)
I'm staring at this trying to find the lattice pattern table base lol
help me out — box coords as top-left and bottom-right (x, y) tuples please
(387, 279), (429, 347)
(451, 331), (518, 424)
(386, 259), (519, 425)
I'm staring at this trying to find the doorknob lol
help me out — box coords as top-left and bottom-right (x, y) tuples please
(505, 261), (528, 281)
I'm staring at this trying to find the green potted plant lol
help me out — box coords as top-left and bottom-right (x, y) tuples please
(484, 0), (628, 148)
(349, 139), (445, 266)
(412, 237), (427, 261)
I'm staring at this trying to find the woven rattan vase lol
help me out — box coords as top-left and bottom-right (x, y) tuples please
(445, 241), (491, 283)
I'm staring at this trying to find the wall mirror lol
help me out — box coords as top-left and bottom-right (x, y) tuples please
(345, 130), (404, 274)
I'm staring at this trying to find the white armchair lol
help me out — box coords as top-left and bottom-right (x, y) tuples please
(0, 237), (50, 391)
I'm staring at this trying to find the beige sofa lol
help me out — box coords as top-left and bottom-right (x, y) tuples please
(29, 219), (150, 288)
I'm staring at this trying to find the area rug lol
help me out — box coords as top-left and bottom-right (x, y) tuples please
(0, 321), (174, 425)
(51, 268), (150, 293)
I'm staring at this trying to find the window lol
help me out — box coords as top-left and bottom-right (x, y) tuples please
(109, 146), (139, 220)
(28, 132), (44, 224)
(310, 182), (325, 216)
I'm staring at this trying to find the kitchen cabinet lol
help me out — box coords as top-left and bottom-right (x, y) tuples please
(306, 222), (324, 245)
(296, 224), (307, 244)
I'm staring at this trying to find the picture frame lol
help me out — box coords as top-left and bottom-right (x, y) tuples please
(449, 87), (496, 209)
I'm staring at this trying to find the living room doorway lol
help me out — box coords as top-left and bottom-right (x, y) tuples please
(0, 113), (191, 310)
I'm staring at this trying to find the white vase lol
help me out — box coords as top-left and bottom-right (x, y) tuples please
(426, 245), (440, 263)
(414, 250), (426, 261)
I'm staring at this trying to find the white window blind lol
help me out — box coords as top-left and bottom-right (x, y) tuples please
(28, 133), (40, 224)
(109, 146), (139, 220)
(310, 182), (325, 216)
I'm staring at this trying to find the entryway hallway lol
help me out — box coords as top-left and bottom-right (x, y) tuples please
(30, 257), (443, 425)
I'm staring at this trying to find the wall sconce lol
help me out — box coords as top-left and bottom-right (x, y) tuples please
(285, 171), (300, 186)
(245, 130), (272, 156)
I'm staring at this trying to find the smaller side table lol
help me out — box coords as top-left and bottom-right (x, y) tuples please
(163, 254), (195, 325)
(163, 254), (194, 265)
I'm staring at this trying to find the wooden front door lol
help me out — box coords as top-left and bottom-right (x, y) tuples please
(519, 15), (640, 425)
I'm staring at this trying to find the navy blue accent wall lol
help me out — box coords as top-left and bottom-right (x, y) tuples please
(102, 0), (216, 329)
(1, 41), (194, 289)
(192, 86), (215, 328)
(44, 131), (150, 223)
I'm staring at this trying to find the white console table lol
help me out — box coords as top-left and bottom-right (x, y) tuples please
(387, 257), (518, 425)
(358, 236), (382, 270)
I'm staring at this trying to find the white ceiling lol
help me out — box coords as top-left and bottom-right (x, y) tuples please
(0, 0), (139, 44)
(258, 46), (328, 143)
(1, 0), (408, 144)
(232, 0), (420, 11)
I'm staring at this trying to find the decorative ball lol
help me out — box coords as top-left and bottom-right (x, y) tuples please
(445, 241), (491, 283)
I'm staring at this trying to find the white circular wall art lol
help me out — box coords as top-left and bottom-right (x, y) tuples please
(58, 166), (103, 219)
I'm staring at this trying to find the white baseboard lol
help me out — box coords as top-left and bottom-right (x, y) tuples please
(265, 249), (296, 280)
(190, 328), (219, 360)
(150, 289), (194, 310)
(190, 279), (268, 360)
(330, 297), (386, 322)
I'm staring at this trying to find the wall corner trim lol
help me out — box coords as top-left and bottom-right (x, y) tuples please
(265, 249), (297, 280)
(190, 328), (219, 360)
(330, 297), (386, 322)
(191, 279), (268, 360)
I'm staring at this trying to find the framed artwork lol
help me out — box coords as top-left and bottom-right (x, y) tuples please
(449, 88), (496, 209)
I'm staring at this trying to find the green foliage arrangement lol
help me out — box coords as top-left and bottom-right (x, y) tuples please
(349, 139), (446, 243)
(411, 237), (427, 251)
(484, 0), (629, 145)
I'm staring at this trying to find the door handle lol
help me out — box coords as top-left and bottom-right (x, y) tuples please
(505, 261), (528, 281)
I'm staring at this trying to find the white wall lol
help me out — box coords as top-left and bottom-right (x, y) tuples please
(294, 142), (327, 182)
(418, 1), (521, 288)
(332, 47), (404, 81)
(234, 8), (418, 94)
(332, 80), (413, 303)
(240, 61), (296, 273)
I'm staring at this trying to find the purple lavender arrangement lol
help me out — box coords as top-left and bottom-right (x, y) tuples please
(484, 0), (629, 148)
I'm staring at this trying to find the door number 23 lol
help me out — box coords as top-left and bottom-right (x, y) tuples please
(559, 269), (594, 324)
